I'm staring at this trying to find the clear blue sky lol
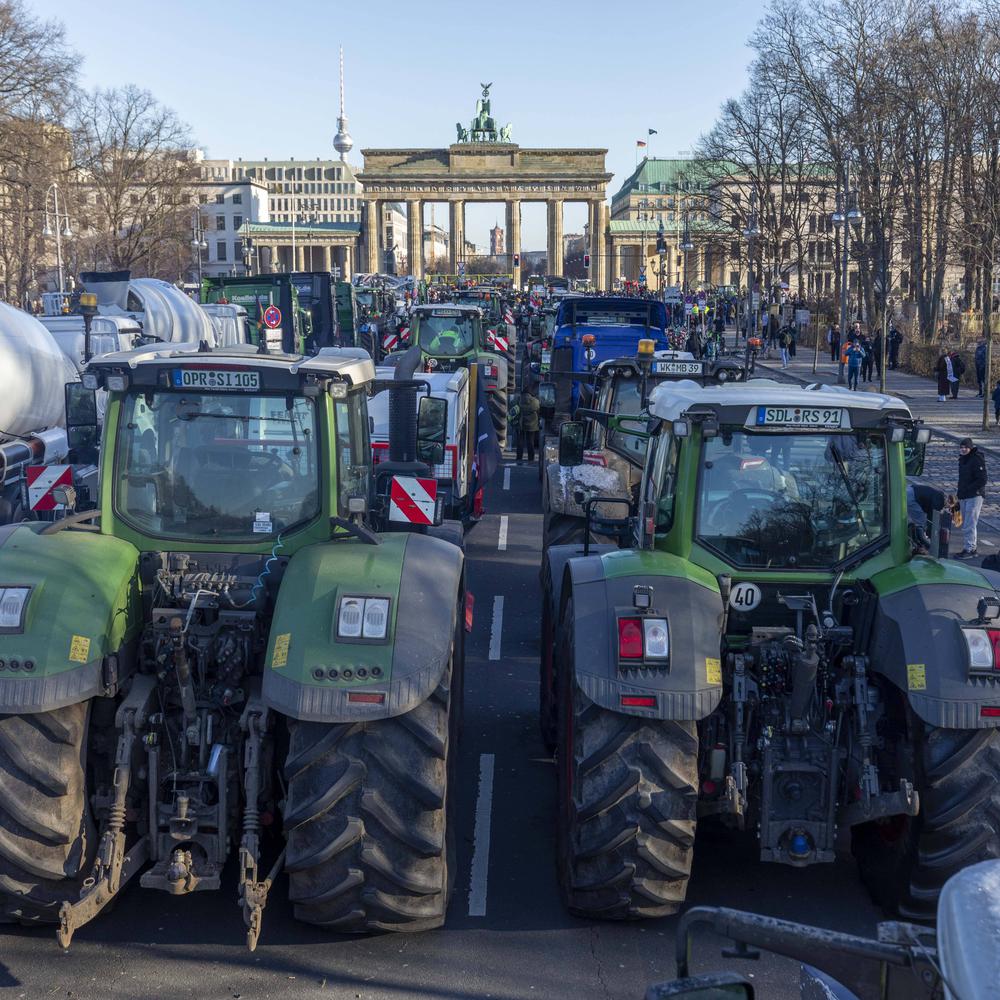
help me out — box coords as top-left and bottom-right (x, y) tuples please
(32, 0), (765, 249)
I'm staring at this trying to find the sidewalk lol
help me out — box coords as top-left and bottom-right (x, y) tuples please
(752, 348), (1000, 543)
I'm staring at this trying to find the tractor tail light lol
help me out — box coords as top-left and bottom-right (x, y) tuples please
(961, 628), (1000, 672)
(618, 617), (643, 659)
(621, 695), (656, 708)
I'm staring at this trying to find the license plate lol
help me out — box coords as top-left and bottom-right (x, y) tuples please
(172, 368), (260, 391)
(653, 361), (703, 375)
(755, 406), (844, 428)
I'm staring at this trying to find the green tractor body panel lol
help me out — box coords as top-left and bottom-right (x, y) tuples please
(0, 524), (140, 712)
(263, 532), (463, 722)
(600, 547), (720, 594)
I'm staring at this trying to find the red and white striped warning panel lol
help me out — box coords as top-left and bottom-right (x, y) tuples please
(487, 329), (509, 352)
(389, 476), (437, 526)
(27, 465), (72, 511)
(382, 331), (399, 352)
(503, 308), (514, 324)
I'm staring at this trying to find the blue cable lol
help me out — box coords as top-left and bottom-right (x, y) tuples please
(251, 531), (285, 603)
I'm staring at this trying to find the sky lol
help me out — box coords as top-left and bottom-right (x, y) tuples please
(31, 0), (766, 249)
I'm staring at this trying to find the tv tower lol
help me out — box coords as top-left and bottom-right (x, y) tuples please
(333, 46), (353, 162)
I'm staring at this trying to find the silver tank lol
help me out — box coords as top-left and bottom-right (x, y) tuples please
(0, 301), (78, 440)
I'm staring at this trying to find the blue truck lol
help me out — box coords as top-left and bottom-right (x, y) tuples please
(547, 296), (671, 413)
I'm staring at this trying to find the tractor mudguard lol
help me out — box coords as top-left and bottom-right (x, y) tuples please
(263, 531), (463, 723)
(0, 524), (140, 712)
(543, 542), (618, 619)
(563, 548), (724, 721)
(544, 461), (626, 519)
(869, 560), (1000, 728)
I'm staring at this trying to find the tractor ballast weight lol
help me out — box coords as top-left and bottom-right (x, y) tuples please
(545, 379), (1000, 922)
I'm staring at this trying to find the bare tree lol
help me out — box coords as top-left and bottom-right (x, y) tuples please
(0, 0), (78, 304)
(74, 85), (197, 278)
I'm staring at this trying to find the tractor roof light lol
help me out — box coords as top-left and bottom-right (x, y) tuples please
(637, 339), (655, 357)
(582, 334), (596, 347)
(329, 380), (348, 399)
(81, 371), (102, 390)
(105, 373), (129, 392)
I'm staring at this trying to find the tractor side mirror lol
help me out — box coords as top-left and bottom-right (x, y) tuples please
(904, 426), (931, 477)
(417, 395), (448, 468)
(538, 380), (556, 417)
(65, 381), (100, 462)
(558, 420), (586, 467)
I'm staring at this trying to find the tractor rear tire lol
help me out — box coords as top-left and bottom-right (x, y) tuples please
(284, 653), (458, 933)
(488, 390), (508, 449)
(0, 703), (93, 924)
(538, 562), (557, 754)
(556, 598), (698, 919)
(853, 723), (1000, 921)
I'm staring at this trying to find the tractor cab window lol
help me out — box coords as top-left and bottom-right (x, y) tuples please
(116, 391), (320, 540)
(334, 392), (371, 515)
(642, 430), (681, 534)
(605, 377), (648, 463)
(412, 311), (475, 357)
(696, 429), (888, 568)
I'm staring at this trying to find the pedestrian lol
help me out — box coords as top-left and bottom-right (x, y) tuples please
(860, 334), (874, 383)
(949, 350), (965, 399)
(888, 324), (903, 369)
(788, 323), (797, 358)
(848, 321), (861, 345)
(845, 340), (863, 390)
(992, 378), (1000, 424)
(870, 329), (882, 381)
(828, 323), (841, 362)
(935, 351), (952, 402)
(976, 339), (987, 397)
(778, 325), (790, 368)
(516, 388), (539, 463)
(907, 482), (947, 554)
(508, 393), (522, 457)
(956, 438), (988, 558)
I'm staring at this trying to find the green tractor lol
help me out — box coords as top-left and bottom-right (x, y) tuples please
(408, 303), (511, 446)
(542, 379), (1000, 921)
(0, 344), (465, 948)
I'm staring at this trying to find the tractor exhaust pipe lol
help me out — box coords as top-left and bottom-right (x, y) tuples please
(389, 344), (421, 464)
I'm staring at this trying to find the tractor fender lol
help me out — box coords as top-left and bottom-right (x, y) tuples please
(542, 542), (618, 622)
(562, 548), (724, 721)
(868, 561), (1000, 728)
(0, 524), (140, 713)
(544, 460), (626, 519)
(263, 531), (463, 723)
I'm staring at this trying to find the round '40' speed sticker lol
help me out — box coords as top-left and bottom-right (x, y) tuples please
(729, 582), (762, 612)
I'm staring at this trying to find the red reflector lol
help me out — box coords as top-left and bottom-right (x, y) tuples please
(464, 592), (475, 633)
(981, 706), (1000, 718)
(621, 695), (657, 708)
(618, 618), (643, 659)
(347, 692), (386, 704)
(988, 630), (1000, 669)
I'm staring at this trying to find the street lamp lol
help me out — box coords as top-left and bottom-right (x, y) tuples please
(742, 197), (760, 372)
(191, 211), (208, 287)
(241, 235), (254, 276)
(656, 219), (667, 302)
(831, 162), (864, 383)
(42, 182), (72, 298)
(680, 212), (694, 295)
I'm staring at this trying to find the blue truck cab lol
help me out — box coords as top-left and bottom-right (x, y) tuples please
(549, 296), (670, 410)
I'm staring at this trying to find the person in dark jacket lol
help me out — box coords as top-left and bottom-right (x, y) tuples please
(860, 334), (874, 382)
(949, 350), (966, 398)
(956, 438), (988, 557)
(907, 482), (950, 555)
(976, 340), (987, 396)
(870, 330), (883, 380)
(992, 379), (1000, 425)
(516, 390), (539, 463)
(888, 325), (903, 369)
(828, 323), (841, 362)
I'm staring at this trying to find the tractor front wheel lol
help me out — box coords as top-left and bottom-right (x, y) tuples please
(284, 652), (458, 932)
(853, 723), (1000, 921)
(0, 703), (94, 924)
(556, 598), (698, 918)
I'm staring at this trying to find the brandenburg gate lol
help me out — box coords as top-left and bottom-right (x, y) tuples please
(356, 86), (612, 288)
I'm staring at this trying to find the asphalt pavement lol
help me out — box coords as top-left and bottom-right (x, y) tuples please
(0, 460), (885, 1000)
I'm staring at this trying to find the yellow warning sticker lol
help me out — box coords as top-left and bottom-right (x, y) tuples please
(69, 635), (91, 664)
(907, 663), (927, 691)
(272, 633), (291, 668)
(706, 657), (722, 685)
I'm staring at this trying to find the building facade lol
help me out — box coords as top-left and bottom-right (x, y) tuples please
(489, 223), (504, 256)
(193, 179), (269, 278)
(197, 155), (360, 226)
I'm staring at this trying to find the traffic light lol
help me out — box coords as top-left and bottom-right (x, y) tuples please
(583, 253), (591, 269)
(513, 253), (520, 267)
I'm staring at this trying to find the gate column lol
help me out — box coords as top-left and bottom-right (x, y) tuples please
(364, 199), (380, 274)
(449, 200), (465, 275)
(548, 199), (564, 277)
(406, 199), (423, 279)
(591, 200), (607, 291)
(507, 199), (521, 288)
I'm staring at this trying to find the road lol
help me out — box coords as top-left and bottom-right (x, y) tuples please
(0, 459), (884, 1000)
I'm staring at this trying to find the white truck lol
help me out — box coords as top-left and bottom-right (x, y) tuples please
(369, 366), (471, 521)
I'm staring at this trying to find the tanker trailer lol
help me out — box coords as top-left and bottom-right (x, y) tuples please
(0, 302), (81, 525)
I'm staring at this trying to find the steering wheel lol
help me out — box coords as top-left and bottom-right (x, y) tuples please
(705, 488), (780, 533)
